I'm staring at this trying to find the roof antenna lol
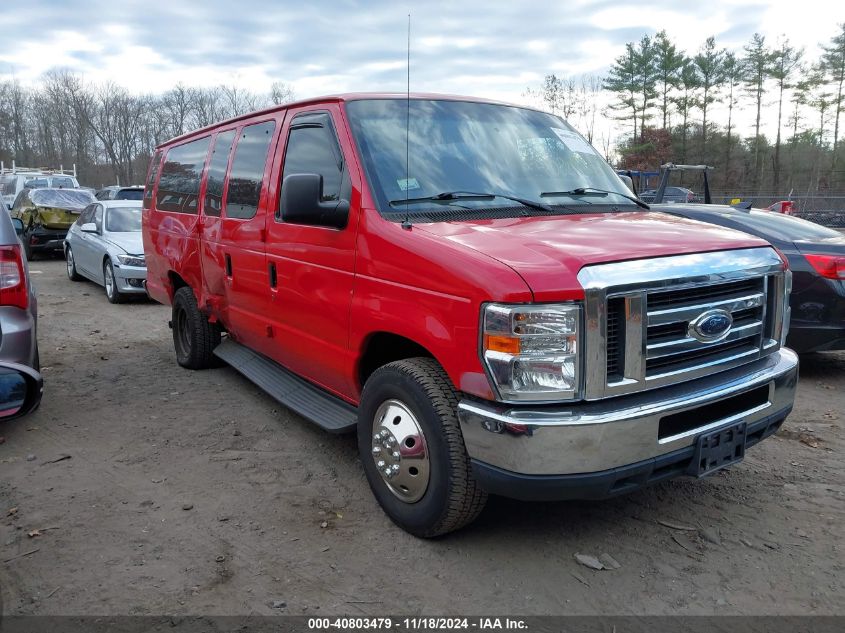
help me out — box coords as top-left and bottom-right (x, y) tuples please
(401, 13), (412, 230)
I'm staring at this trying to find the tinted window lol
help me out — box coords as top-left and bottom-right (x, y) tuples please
(204, 129), (236, 217)
(224, 121), (275, 220)
(52, 177), (75, 188)
(281, 117), (343, 213)
(116, 188), (144, 200)
(25, 178), (48, 188)
(106, 206), (142, 232)
(0, 176), (16, 195)
(78, 204), (95, 225)
(94, 205), (104, 232)
(157, 138), (209, 214)
(143, 150), (163, 209)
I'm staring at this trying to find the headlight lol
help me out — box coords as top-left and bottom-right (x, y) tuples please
(482, 303), (581, 402)
(117, 254), (145, 267)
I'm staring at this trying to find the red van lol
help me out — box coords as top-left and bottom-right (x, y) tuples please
(142, 94), (798, 537)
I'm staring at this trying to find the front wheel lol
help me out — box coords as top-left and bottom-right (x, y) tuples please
(65, 246), (82, 281)
(172, 286), (221, 369)
(358, 357), (487, 537)
(103, 260), (124, 304)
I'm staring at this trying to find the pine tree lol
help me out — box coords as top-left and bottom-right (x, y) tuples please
(693, 36), (727, 161)
(820, 23), (845, 183)
(604, 43), (641, 141)
(722, 52), (743, 188)
(653, 30), (684, 130)
(770, 38), (803, 190)
(671, 59), (699, 164)
(743, 33), (774, 192)
(634, 35), (659, 141)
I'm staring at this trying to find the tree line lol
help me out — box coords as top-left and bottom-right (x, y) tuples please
(600, 25), (845, 194)
(0, 70), (294, 187)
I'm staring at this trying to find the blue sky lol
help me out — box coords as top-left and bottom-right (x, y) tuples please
(1, 0), (843, 143)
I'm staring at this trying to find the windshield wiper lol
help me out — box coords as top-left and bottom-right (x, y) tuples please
(389, 191), (553, 213)
(541, 187), (650, 210)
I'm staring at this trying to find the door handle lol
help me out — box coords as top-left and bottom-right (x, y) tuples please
(268, 262), (277, 288)
(225, 254), (232, 277)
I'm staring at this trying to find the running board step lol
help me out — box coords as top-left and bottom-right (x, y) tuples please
(213, 339), (357, 434)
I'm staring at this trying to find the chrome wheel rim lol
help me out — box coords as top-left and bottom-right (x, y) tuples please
(104, 264), (114, 297)
(66, 249), (74, 278)
(371, 399), (430, 503)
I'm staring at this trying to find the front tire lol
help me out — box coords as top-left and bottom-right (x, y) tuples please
(65, 246), (82, 281)
(172, 286), (221, 369)
(103, 260), (124, 304)
(358, 357), (487, 537)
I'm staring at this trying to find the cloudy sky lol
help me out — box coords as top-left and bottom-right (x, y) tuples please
(1, 0), (843, 141)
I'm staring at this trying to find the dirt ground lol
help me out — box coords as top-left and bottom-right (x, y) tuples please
(0, 259), (842, 616)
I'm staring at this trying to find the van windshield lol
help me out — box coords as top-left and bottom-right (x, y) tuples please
(345, 98), (634, 220)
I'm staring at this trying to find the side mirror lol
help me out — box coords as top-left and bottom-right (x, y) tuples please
(617, 174), (635, 194)
(81, 222), (98, 233)
(10, 217), (24, 236)
(0, 362), (43, 421)
(280, 173), (349, 229)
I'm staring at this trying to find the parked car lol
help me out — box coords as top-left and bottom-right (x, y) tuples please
(640, 186), (699, 203)
(95, 186), (145, 201)
(9, 188), (96, 260)
(655, 204), (845, 353)
(0, 206), (40, 373)
(65, 200), (146, 303)
(143, 94), (796, 537)
(0, 166), (80, 210)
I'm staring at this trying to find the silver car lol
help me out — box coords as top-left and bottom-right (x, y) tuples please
(64, 200), (147, 303)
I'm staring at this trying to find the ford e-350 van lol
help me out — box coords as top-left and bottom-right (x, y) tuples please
(142, 94), (797, 537)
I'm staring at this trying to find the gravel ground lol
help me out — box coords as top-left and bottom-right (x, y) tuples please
(0, 259), (842, 616)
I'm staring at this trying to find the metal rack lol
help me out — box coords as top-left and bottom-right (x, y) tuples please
(0, 161), (77, 178)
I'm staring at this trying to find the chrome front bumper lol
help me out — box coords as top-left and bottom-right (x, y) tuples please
(458, 348), (798, 477)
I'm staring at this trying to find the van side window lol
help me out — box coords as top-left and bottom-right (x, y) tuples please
(204, 130), (236, 217)
(279, 116), (343, 218)
(225, 121), (276, 220)
(143, 150), (163, 209)
(156, 137), (210, 214)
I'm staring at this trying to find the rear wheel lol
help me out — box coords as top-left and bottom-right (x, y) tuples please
(103, 260), (124, 304)
(172, 286), (221, 369)
(65, 246), (82, 281)
(358, 357), (487, 537)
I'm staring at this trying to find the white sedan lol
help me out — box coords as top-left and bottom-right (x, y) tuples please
(64, 200), (147, 303)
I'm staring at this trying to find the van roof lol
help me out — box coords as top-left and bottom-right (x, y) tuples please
(158, 92), (537, 149)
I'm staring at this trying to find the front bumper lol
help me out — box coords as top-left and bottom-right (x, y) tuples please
(113, 264), (148, 294)
(458, 348), (798, 499)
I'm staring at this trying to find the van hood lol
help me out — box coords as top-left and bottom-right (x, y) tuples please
(414, 211), (769, 301)
(104, 231), (144, 255)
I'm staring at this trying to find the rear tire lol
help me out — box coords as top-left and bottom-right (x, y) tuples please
(65, 246), (82, 281)
(358, 357), (487, 537)
(172, 286), (221, 369)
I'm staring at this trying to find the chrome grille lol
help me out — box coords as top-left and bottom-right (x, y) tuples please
(644, 277), (766, 377)
(578, 248), (789, 401)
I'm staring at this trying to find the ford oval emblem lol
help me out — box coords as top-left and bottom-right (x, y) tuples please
(688, 309), (733, 343)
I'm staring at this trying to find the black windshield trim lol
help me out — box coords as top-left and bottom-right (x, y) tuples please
(383, 203), (642, 223)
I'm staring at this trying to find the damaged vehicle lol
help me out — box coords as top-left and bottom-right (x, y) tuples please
(9, 188), (96, 260)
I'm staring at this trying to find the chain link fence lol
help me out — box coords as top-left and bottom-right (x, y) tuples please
(710, 194), (845, 229)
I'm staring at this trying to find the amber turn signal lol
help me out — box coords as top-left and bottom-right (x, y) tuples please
(484, 334), (521, 354)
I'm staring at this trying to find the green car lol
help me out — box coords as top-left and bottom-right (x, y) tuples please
(10, 188), (96, 260)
